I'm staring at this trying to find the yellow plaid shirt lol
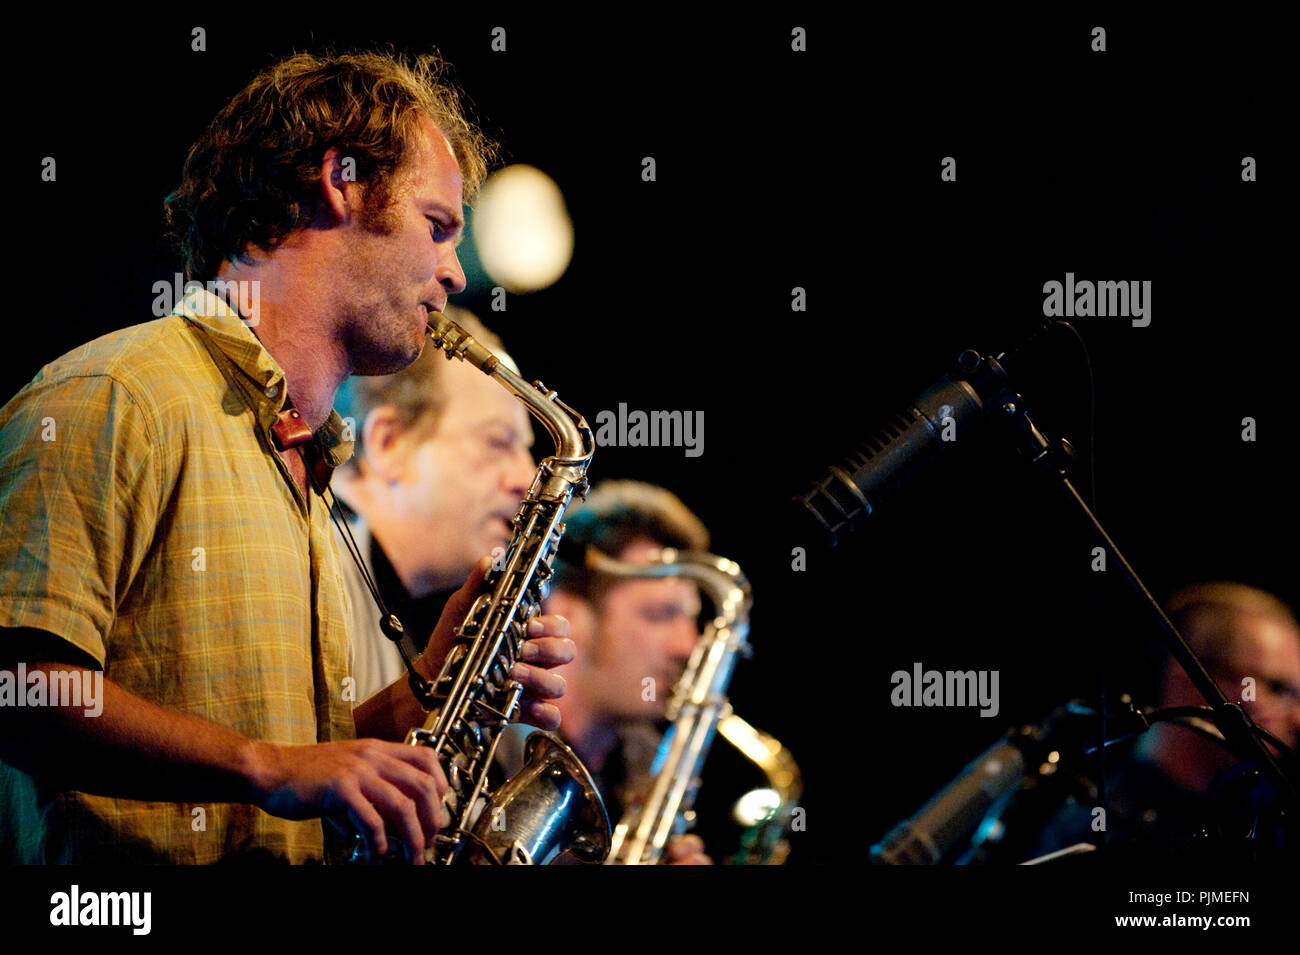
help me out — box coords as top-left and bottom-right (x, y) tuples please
(0, 288), (355, 863)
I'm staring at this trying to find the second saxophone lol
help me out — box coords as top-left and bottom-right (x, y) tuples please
(584, 547), (801, 864)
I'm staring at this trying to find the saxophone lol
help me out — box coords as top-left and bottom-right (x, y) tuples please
(584, 547), (801, 864)
(347, 311), (610, 865)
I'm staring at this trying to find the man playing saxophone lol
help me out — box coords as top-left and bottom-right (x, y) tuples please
(544, 481), (720, 865)
(0, 50), (574, 864)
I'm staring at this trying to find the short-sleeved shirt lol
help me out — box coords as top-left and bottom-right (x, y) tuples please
(0, 288), (355, 863)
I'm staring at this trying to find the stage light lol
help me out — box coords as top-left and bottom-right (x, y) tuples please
(733, 787), (782, 826)
(471, 164), (574, 293)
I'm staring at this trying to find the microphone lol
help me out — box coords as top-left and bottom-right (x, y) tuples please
(795, 321), (1061, 545)
(796, 350), (1010, 545)
(869, 734), (1029, 865)
(870, 703), (1090, 865)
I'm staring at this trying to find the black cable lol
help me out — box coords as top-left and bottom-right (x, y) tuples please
(1047, 321), (1096, 513)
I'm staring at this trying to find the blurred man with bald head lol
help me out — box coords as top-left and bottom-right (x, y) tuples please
(1027, 581), (1300, 862)
(1140, 582), (1300, 797)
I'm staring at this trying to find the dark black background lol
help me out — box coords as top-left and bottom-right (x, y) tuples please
(7, 9), (1294, 880)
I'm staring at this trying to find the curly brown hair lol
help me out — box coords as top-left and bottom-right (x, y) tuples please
(164, 49), (496, 281)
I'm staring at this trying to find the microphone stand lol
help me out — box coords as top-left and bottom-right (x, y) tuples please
(959, 347), (1300, 817)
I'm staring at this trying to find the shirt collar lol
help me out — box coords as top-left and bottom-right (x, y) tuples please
(174, 286), (354, 468)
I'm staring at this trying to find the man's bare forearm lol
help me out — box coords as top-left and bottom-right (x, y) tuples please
(353, 671), (430, 742)
(0, 662), (275, 804)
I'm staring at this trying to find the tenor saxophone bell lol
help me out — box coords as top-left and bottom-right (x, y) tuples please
(461, 730), (610, 865)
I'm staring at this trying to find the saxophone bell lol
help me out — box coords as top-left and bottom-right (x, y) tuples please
(460, 730), (610, 865)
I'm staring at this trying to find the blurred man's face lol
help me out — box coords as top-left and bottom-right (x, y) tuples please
(1165, 610), (1300, 751)
(586, 538), (701, 721)
(389, 357), (534, 584)
(1218, 612), (1300, 750)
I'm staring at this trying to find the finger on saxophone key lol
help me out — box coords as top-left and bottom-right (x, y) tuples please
(519, 636), (576, 666)
(527, 614), (571, 639)
(520, 701), (562, 732)
(510, 662), (567, 699)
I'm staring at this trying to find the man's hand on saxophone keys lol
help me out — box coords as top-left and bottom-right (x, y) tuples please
(511, 616), (574, 731)
(351, 554), (576, 769)
(416, 555), (576, 732)
(249, 737), (453, 865)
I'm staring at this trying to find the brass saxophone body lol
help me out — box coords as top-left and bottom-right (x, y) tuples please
(585, 548), (800, 865)
(347, 312), (610, 865)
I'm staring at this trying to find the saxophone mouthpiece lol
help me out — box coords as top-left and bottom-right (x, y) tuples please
(426, 311), (499, 375)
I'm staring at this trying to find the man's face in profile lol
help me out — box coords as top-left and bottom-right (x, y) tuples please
(339, 115), (467, 376)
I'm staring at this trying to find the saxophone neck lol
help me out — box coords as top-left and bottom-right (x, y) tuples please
(584, 547), (752, 623)
(427, 313), (594, 474)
